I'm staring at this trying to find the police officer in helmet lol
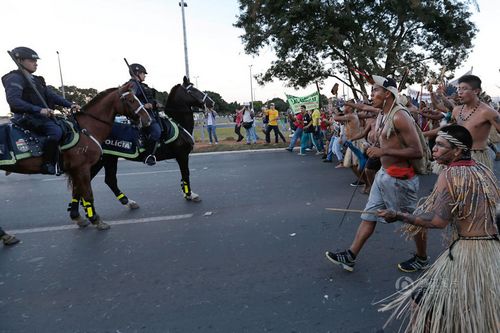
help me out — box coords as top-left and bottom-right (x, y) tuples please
(128, 63), (161, 166)
(2, 47), (80, 175)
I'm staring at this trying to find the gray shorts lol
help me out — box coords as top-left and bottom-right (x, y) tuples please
(360, 167), (419, 223)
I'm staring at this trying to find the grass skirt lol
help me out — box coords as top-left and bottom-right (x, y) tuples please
(378, 237), (500, 333)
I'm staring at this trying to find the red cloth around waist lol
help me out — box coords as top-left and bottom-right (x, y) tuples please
(385, 165), (415, 179)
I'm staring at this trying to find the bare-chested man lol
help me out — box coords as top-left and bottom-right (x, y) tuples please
(326, 75), (426, 272)
(334, 102), (367, 186)
(452, 75), (500, 169)
(345, 101), (381, 193)
(425, 75), (499, 169)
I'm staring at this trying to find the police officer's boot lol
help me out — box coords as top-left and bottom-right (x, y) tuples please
(41, 140), (59, 175)
(144, 140), (158, 166)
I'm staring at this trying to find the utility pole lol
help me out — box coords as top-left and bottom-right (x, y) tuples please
(249, 65), (254, 110)
(179, 0), (190, 78)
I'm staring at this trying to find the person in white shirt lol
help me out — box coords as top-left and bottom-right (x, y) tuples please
(205, 106), (219, 144)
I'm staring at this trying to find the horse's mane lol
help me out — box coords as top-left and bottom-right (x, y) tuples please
(81, 87), (118, 111)
(165, 84), (181, 107)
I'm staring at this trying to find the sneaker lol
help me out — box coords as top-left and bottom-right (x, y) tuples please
(398, 255), (430, 273)
(285, 147), (293, 152)
(323, 159), (332, 163)
(297, 153), (306, 156)
(325, 250), (355, 272)
(350, 180), (365, 187)
(1, 234), (20, 246)
(305, 148), (312, 152)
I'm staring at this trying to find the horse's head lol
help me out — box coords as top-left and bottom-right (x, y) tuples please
(117, 82), (152, 128)
(180, 76), (214, 109)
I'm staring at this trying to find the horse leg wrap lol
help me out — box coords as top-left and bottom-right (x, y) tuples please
(116, 193), (129, 205)
(67, 198), (80, 219)
(81, 199), (98, 223)
(181, 180), (191, 198)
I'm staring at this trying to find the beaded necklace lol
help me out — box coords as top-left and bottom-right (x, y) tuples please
(458, 101), (480, 122)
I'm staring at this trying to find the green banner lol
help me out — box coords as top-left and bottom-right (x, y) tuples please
(286, 91), (320, 114)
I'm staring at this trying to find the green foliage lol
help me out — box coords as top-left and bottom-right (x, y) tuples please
(235, 0), (477, 98)
(205, 90), (238, 114)
(50, 85), (98, 106)
(152, 89), (168, 107)
(265, 97), (288, 112)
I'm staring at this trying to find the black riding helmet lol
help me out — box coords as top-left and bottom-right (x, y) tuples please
(130, 63), (147, 75)
(11, 46), (40, 60)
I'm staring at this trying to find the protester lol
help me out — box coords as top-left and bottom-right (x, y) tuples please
(234, 107), (244, 142)
(377, 125), (499, 333)
(424, 75), (500, 170)
(265, 103), (287, 143)
(205, 106), (219, 145)
(333, 101), (368, 187)
(325, 75), (425, 273)
(286, 105), (305, 152)
(242, 105), (257, 145)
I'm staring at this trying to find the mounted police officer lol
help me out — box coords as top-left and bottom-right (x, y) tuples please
(128, 63), (161, 166)
(2, 47), (80, 175)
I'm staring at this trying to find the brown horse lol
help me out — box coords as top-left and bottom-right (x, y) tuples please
(1, 82), (151, 230)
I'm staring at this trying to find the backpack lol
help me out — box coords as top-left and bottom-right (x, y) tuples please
(385, 104), (432, 175)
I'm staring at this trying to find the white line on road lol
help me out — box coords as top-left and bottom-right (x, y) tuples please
(8, 213), (194, 234)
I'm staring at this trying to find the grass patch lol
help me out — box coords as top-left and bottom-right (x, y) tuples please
(192, 126), (292, 153)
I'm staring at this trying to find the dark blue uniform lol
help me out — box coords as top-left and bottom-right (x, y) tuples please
(129, 79), (161, 142)
(2, 70), (72, 141)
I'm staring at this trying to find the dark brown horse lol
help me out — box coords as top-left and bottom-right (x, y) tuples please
(1, 82), (151, 230)
(67, 77), (213, 219)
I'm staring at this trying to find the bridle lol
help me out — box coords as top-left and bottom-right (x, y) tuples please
(119, 91), (152, 127)
(183, 84), (213, 106)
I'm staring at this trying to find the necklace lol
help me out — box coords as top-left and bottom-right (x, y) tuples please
(458, 101), (480, 122)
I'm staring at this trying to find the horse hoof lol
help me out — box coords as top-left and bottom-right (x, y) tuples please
(73, 216), (90, 228)
(186, 193), (201, 202)
(127, 200), (140, 210)
(91, 217), (110, 231)
(95, 221), (110, 231)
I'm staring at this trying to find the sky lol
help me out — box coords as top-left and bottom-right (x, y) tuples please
(0, 0), (498, 116)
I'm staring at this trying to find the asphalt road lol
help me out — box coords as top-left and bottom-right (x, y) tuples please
(0, 150), (489, 332)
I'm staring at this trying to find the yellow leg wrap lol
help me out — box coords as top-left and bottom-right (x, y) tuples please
(81, 199), (94, 219)
(117, 193), (125, 200)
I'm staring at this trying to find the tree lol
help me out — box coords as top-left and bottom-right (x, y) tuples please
(235, 0), (477, 99)
(205, 91), (233, 114)
(266, 97), (288, 112)
(49, 85), (98, 106)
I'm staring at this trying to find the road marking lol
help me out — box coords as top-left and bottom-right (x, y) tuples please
(8, 213), (194, 234)
(41, 169), (193, 182)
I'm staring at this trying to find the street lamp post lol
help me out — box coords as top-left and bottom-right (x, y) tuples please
(179, 0), (190, 78)
(249, 65), (254, 110)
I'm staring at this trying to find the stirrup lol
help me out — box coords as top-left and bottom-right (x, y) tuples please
(144, 154), (157, 166)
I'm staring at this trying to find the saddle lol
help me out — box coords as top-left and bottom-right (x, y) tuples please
(102, 116), (179, 158)
(0, 118), (79, 166)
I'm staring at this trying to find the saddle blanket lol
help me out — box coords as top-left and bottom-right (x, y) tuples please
(102, 117), (179, 158)
(0, 120), (79, 166)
